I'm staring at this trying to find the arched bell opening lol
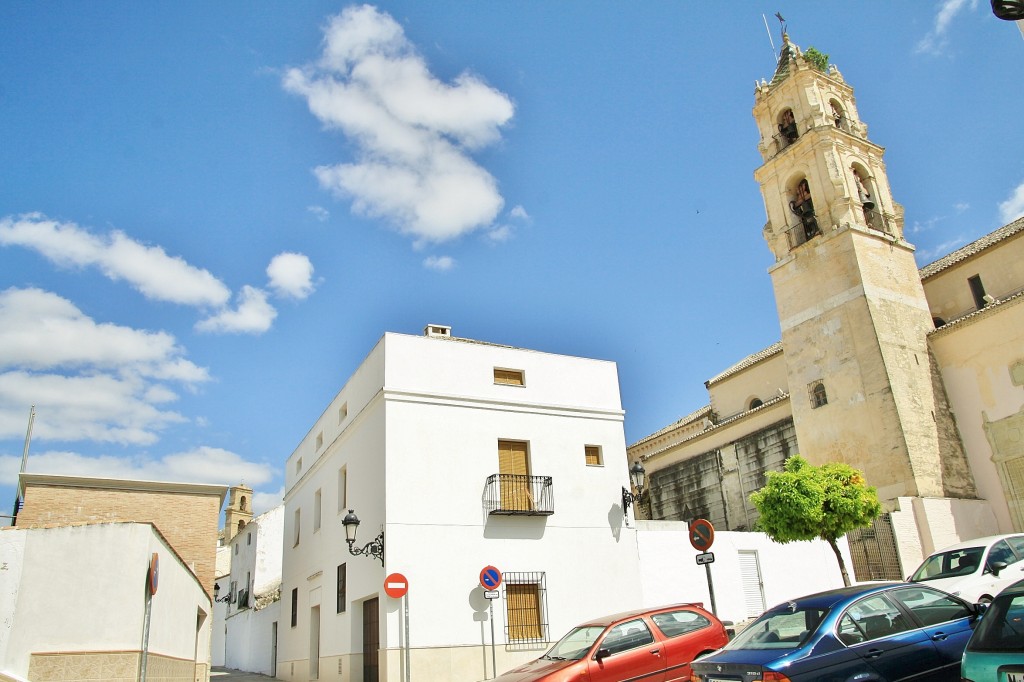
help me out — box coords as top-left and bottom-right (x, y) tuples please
(787, 176), (820, 246)
(829, 99), (850, 132)
(777, 108), (799, 150)
(850, 163), (884, 232)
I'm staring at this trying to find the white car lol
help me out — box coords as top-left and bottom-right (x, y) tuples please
(908, 533), (1024, 603)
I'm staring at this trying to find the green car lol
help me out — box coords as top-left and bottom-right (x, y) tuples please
(961, 578), (1024, 682)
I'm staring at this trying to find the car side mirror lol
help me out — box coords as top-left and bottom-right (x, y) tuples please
(595, 648), (611, 662)
(989, 560), (1008, 576)
(974, 602), (989, 618)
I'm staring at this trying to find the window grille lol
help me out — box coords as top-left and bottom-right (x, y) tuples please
(847, 513), (903, 581)
(503, 572), (548, 647)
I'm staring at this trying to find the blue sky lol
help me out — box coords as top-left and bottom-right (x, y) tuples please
(1, 2), (1022, 518)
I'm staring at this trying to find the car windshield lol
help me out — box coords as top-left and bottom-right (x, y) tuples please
(543, 626), (606, 661)
(728, 606), (827, 650)
(966, 593), (1024, 652)
(910, 547), (984, 581)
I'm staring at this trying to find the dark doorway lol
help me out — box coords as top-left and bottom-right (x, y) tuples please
(362, 598), (379, 682)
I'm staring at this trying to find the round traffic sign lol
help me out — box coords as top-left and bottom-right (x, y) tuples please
(480, 565), (502, 590)
(148, 552), (160, 596)
(689, 518), (715, 551)
(384, 572), (409, 599)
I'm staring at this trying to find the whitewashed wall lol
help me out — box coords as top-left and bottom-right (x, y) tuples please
(0, 523), (210, 679)
(637, 523), (854, 626)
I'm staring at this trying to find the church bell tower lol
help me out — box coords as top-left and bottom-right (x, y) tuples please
(752, 35), (976, 509)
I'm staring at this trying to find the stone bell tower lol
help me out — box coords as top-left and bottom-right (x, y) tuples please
(221, 483), (253, 544)
(752, 35), (976, 509)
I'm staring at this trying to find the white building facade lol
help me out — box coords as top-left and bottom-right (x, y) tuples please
(278, 327), (646, 682)
(222, 505), (284, 677)
(0, 522), (211, 682)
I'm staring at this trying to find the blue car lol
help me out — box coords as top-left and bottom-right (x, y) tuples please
(691, 582), (983, 682)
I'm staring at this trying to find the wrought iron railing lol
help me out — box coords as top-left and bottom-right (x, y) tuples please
(484, 474), (554, 516)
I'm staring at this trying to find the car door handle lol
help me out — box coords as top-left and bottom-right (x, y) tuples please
(931, 632), (948, 641)
(649, 649), (662, 656)
(865, 649), (884, 659)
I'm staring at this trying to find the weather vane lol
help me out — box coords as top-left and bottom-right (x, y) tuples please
(775, 12), (787, 37)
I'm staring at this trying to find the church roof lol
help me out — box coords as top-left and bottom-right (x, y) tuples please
(705, 341), (783, 386)
(919, 215), (1024, 279)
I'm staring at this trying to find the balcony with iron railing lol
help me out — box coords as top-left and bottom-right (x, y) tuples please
(483, 474), (554, 516)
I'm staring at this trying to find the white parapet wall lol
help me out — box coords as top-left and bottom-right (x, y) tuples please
(636, 522), (854, 626)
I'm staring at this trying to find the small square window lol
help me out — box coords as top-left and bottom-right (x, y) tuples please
(296, 458), (303, 475)
(339, 403), (348, 423)
(494, 368), (525, 386)
(315, 432), (324, 450)
(584, 445), (603, 466)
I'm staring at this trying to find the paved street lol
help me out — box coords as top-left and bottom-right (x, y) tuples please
(211, 667), (282, 681)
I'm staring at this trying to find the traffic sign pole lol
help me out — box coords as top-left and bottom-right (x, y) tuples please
(704, 563), (718, 617)
(688, 520), (718, 616)
(479, 566), (502, 678)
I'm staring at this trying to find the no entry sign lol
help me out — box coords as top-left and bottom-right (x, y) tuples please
(480, 565), (502, 590)
(689, 518), (715, 551)
(384, 572), (409, 599)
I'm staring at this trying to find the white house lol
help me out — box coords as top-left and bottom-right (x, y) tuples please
(0, 522), (212, 682)
(222, 505), (284, 676)
(278, 325), (645, 682)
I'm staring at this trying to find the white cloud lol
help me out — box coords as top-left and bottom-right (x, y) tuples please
(267, 252), (316, 300)
(253, 486), (285, 514)
(0, 213), (231, 307)
(283, 4), (514, 244)
(423, 255), (455, 271)
(0, 287), (208, 445)
(509, 205), (530, 221)
(307, 205), (330, 222)
(0, 446), (275, 489)
(0, 371), (187, 445)
(486, 225), (512, 243)
(196, 286), (277, 335)
(915, 0), (976, 55)
(0, 288), (206, 379)
(998, 181), (1024, 223)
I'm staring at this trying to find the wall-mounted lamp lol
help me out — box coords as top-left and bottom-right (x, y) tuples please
(992, 0), (1024, 20)
(621, 460), (647, 525)
(342, 509), (384, 566)
(212, 583), (233, 603)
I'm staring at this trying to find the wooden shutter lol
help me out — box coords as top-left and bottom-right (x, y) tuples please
(506, 583), (542, 640)
(585, 445), (601, 466)
(494, 369), (524, 385)
(498, 441), (532, 511)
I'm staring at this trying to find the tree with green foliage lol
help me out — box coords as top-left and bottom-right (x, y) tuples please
(750, 455), (881, 586)
(804, 46), (830, 73)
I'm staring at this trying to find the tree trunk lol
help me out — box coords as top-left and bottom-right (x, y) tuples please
(828, 537), (851, 587)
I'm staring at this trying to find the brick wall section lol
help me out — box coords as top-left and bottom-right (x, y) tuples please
(18, 483), (222, 595)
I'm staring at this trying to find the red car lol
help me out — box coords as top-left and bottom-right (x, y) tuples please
(494, 603), (729, 682)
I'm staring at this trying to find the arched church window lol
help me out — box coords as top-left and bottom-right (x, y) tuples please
(240, 495), (247, 512)
(749, 398), (763, 410)
(789, 178), (820, 243)
(810, 382), (828, 409)
(237, 520), (245, 533)
(778, 108), (799, 146)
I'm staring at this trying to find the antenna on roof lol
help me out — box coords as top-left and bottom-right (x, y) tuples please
(762, 14), (777, 60)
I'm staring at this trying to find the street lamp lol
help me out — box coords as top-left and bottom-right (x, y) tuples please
(342, 509), (384, 566)
(212, 583), (232, 603)
(621, 460), (647, 524)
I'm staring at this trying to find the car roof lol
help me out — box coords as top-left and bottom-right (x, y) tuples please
(997, 578), (1024, 599)
(578, 603), (710, 627)
(763, 582), (905, 611)
(926, 533), (1024, 555)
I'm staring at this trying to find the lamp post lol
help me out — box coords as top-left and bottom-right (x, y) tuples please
(342, 509), (384, 566)
(621, 460), (647, 525)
